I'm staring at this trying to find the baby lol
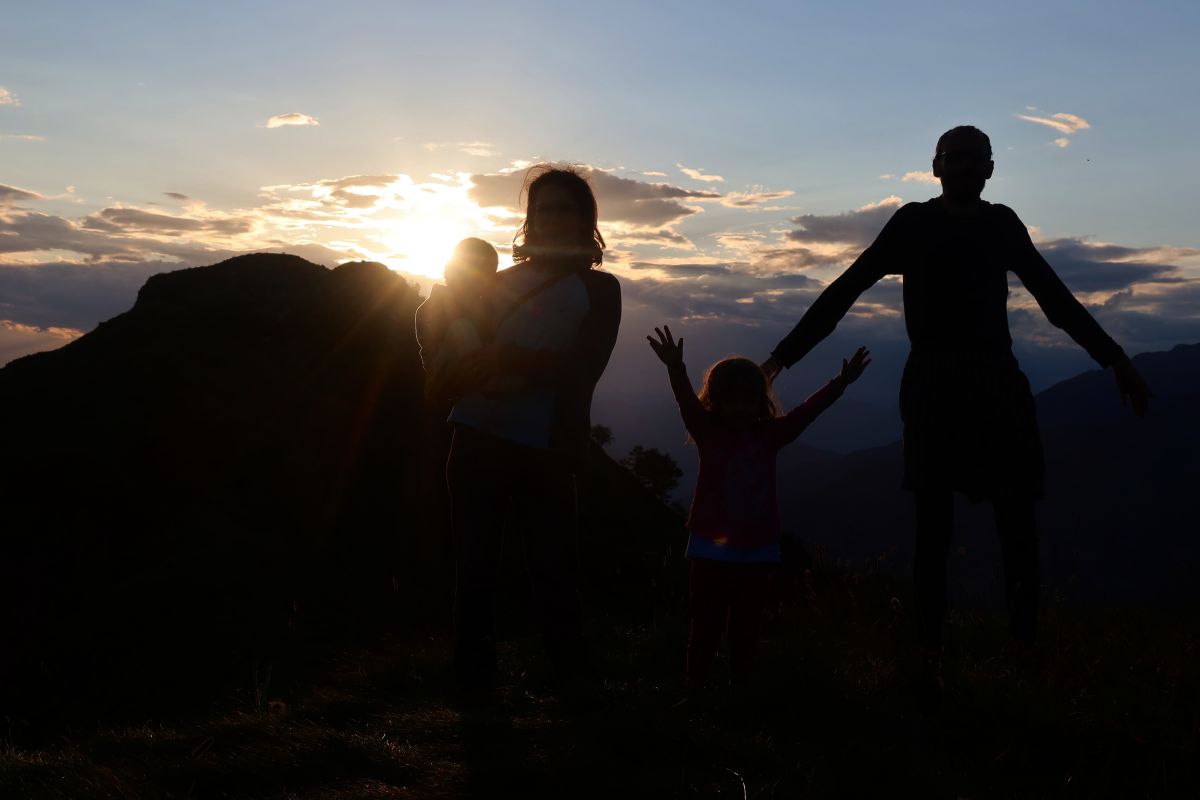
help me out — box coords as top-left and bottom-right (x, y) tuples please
(414, 237), (499, 401)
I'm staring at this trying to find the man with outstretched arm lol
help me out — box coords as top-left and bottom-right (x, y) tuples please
(761, 125), (1151, 702)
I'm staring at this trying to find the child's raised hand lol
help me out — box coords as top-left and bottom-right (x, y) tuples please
(647, 325), (685, 368)
(838, 346), (871, 386)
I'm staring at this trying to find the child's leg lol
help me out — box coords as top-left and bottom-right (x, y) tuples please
(686, 559), (728, 687)
(726, 563), (773, 681)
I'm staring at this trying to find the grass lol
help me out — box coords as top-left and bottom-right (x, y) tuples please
(1, 564), (1196, 799)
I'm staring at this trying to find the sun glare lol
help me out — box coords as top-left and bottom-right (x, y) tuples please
(351, 174), (513, 281)
(381, 214), (471, 279)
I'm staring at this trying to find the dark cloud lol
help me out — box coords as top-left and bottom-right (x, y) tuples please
(469, 166), (721, 228)
(0, 183), (42, 206)
(756, 246), (861, 272)
(82, 207), (253, 237)
(788, 197), (902, 247)
(613, 228), (694, 247)
(1, 210), (148, 259)
(0, 209), (246, 266)
(163, 192), (190, 201)
(1034, 238), (1187, 294)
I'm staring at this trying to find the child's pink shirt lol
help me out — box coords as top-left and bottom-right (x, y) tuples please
(667, 364), (843, 561)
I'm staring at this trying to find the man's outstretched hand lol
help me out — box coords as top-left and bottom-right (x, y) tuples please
(760, 355), (782, 384)
(1113, 353), (1152, 417)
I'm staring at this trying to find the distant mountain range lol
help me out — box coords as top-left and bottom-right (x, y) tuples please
(776, 342), (1200, 605)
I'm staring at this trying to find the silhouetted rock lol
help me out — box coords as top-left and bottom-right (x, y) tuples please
(0, 253), (685, 714)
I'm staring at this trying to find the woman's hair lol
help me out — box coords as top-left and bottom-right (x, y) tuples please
(697, 357), (779, 423)
(512, 165), (605, 267)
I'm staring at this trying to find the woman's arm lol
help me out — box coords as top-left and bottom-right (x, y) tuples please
(469, 270), (621, 388)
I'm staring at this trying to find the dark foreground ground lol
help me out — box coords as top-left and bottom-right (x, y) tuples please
(2, 566), (1197, 799)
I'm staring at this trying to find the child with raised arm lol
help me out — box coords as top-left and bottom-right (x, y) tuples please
(647, 325), (870, 688)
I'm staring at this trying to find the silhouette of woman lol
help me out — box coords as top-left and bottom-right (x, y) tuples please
(434, 166), (621, 695)
(761, 126), (1151, 667)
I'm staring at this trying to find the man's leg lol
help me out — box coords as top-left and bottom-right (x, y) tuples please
(447, 430), (508, 690)
(913, 488), (954, 650)
(993, 493), (1039, 648)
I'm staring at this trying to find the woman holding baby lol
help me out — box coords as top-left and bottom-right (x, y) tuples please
(415, 166), (621, 699)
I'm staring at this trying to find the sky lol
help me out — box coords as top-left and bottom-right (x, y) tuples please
(3, 1), (1199, 460)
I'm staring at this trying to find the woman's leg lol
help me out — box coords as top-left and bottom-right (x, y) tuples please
(515, 450), (585, 679)
(447, 429), (508, 690)
(993, 492), (1039, 648)
(726, 563), (772, 681)
(913, 488), (954, 650)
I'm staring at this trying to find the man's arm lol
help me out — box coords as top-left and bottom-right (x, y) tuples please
(1006, 207), (1151, 415)
(767, 206), (909, 375)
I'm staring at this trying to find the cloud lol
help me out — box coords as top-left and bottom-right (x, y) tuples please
(900, 171), (938, 185)
(677, 164), (725, 183)
(0, 87), (18, 107)
(629, 261), (733, 276)
(1016, 112), (1090, 135)
(82, 207), (254, 237)
(609, 228), (696, 248)
(1017, 110), (1091, 148)
(164, 192), (190, 201)
(1022, 238), (1195, 294)
(1, 319), (84, 366)
(642, 171), (668, 178)
(0, 207), (252, 265)
(468, 165), (720, 228)
(264, 112), (320, 128)
(0, 183), (43, 206)
(787, 196), (903, 248)
(0, 133), (43, 142)
(719, 189), (795, 208)
(424, 141), (497, 157)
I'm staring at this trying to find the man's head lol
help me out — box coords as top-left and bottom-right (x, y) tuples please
(932, 126), (994, 203)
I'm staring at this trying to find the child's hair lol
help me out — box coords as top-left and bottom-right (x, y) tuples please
(444, 237), (499, 288)
(697, 357), (779, 423)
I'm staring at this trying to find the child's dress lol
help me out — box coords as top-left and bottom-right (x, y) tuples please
(667, 363), (844, 683)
